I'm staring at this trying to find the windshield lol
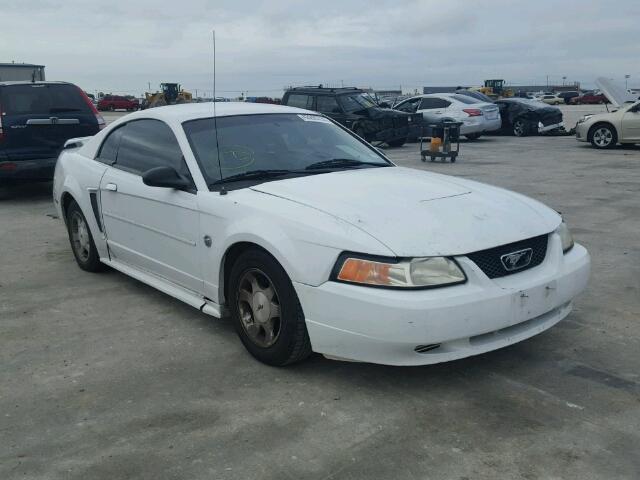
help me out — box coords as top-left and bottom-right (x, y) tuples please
(339, 93), (377, 112)
(183, 113), (390, 187)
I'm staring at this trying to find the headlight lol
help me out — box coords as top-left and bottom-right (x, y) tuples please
(555, 221), (574, 253)
(577, 114), (593, 124)
(332, 254), (466, 289)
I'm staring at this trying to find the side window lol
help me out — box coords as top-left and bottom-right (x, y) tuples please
(316, 96), (341, 113)
(96, 126), (125, 164)
(396, 98), (420, 113)
(115, 119), (189, 177)
(420, 98), (450, 109)
(286, 94), (312, 109)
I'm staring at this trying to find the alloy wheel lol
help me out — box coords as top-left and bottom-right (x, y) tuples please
(513, 120), (525, 136)
(237, 268), (282, 348)
(593, 127), (613, 147)
(70, 211), (91, 262)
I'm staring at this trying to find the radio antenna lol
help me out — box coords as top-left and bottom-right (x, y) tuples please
(212, 29), (226, 195)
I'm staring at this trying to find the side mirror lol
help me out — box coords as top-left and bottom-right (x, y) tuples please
(142, 166), (191, 189)
(378, 101), (390, 108)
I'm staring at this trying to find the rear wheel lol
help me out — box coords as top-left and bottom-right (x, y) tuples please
(589, 124), (617, 149)
(513, 119), (529, 137)
(228, 249), (312, 366)
(65, 200), (104, 272)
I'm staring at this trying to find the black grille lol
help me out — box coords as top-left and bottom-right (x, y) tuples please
(466, 234), (549, 279)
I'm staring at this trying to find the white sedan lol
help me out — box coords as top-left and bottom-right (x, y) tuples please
(394, 93), (501, 140)
(575, 100), (640, 148)
(53, 103), (590, 366)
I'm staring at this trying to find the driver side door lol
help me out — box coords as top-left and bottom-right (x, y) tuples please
(621, 104), (640, 141)
(99, 119), (204, 293)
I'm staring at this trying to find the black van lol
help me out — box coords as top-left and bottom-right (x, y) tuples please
(282, 86), (420, 147)
(0, 81), (104, 184)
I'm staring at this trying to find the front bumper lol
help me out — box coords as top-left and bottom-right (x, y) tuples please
(575, 122), (589, 142)
(295, 235), (590, 366)
(0, 157), (57, 183)
(539, 122), (564, 133)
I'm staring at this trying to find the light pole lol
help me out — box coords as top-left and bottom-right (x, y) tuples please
(625, 75), (630, 90)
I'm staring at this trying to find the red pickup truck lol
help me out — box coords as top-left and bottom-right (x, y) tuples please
(97, 95), (140, 111)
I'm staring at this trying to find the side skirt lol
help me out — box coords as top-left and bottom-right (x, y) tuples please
(101, 257), (222, 318)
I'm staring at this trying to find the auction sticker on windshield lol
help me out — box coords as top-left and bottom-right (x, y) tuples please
(298, 114), (332, 123)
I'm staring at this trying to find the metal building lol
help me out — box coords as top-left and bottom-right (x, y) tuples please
(0, 63), (46, 82)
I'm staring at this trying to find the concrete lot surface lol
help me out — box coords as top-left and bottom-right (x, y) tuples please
(1, 125), (639, 479)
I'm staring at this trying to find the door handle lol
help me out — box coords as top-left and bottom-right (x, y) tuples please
(105, 183), (118, 192)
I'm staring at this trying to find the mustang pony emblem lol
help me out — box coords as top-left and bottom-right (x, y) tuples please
(500, 248), (533, 271)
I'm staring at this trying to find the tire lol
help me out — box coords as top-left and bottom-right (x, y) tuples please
(386, 138), (406, 148)
(228, 248), (312, 366)
(589, 123), (617, 149)
(65, 200), (104, 272)
(512, 119), (529, 137)
(465, 133), (481, 140)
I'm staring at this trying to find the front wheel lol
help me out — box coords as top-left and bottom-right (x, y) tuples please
(589, 124), (617, 149)
(228, 249), (312, 366)
(465, 133), (481, 140)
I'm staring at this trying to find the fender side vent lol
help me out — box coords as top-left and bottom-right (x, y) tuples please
(89, 192), (103, 232)
(414, 344), (441, 354)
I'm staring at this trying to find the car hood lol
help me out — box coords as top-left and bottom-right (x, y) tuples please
(596, 77), (637, 107)
(250, 167), (560, 256)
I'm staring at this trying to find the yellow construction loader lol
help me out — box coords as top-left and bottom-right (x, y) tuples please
(143, 83), (192, 109)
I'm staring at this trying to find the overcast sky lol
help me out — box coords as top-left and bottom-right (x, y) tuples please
(2, 0), (638, 97)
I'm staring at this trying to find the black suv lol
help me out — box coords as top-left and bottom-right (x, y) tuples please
(281, 86), (420, 147)
(0, 81), (104, 184)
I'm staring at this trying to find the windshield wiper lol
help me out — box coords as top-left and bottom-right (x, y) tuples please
(211, 169), (302, 185)
(305, 158), (389, 170)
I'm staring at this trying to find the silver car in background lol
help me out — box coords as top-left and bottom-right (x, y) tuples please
(394, 93), (501, 140)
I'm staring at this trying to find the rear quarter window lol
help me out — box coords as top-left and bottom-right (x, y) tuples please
(285, 94), (314, 109)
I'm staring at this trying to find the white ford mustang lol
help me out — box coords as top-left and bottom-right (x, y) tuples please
(53, 103), (590, 366)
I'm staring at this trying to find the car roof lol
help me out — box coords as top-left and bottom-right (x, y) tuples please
(111, 102), (312, 124)
(286, 86), (364, 95)
(0, 80), (74, 87)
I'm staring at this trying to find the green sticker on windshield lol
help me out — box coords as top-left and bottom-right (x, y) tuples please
(298, 114), (331, 124)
